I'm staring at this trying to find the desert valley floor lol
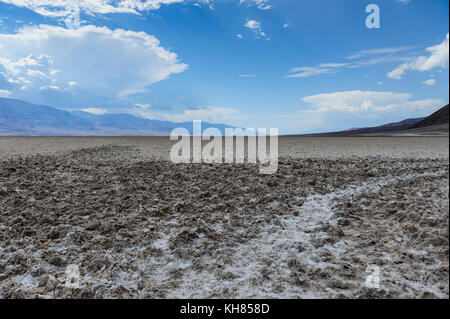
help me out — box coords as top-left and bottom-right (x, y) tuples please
(0, 136), (448, 298)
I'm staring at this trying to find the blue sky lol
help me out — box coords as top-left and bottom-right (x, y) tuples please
(0, 0), (448, 134)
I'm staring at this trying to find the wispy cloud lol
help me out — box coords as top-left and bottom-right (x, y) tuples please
(346, 46), (415, 59)
(287, 63), (347, 78)
(133, 106), (248, 124)
(388, 33), (449, 79)
(135, 103), (151, 109)
(244, 19), (269, 39)
(40, 85), (61, 91)
(239, 0), (272, 10)
(423, 78), (436, 86)
(287, 45), (419, 78)
(348, 55), (415, 68)
(67, 81), (78, 87)
(0, 89), (11, 97)
(81, 107), (108, 114)
(238, 74), (256, 78)
(318, 63), (349, 68)
(287, 67), (336, 78)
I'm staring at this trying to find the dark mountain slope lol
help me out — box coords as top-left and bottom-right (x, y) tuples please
(408, 104), (449, 130)
(309, 117), (424, 136)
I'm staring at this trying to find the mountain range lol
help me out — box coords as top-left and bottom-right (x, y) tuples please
(0, 98), (233, 136)
(1, 98), (448, 136)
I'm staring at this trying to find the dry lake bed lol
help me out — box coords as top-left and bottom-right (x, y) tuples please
(0, 136), (448, 298)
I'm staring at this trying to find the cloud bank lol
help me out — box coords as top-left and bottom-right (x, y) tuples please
(0, 24), (187, 105)
(276, 90), (444, 133)
(301, 90), (442, 115)
(133, 105), (248, 123)
(0, 0), (185, 17)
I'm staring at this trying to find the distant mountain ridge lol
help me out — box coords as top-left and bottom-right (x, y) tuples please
(0, 98), (234, 136)
(2, 98), (448, 136)
(308, 117), (425, 136)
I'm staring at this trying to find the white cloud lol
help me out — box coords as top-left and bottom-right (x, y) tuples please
(81, 107), (108, 114)
(244, 19), (269, 39)
(288, 45), (418, 79)
(287, 63), (348, 78)
(193, 0), (214, 10)
(0, 54), (53, 75)
(287, 67), (335, 78)
(0, 0), (223, 20)
(135, 103), (151, 109)
(388, 34), (449, 79)
(0, 54), (61, 92)
(238, 74), (256, 78)
(40, 85), (60, 90)
(301, 90), (442, 115)
(276, 90), (444, 133)
(133, 106), (248, 123)
(0, 0), (186, 17)
(236, 33), (243, 39)
(239, 0), (272, 10)
(245, 19), (261, 30)
(0, 24), (187, 102)
(346, 46), (414, 59)
(27, 69), (47, 78)
(287, 54), (416, 79)
(349, 55), (414, 68)
(423, 78), (436, 86)
(318, 63), (349, 68)
(0, 89), (12, 97)
(283, 23), (290, 28)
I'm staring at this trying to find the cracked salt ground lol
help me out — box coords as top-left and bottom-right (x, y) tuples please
(0, 143), (448, 298)
(167, 169), (448, 298)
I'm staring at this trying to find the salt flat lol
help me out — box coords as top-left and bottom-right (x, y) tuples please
(0, 136), (448, 298)
(0, 136), (448, 159)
